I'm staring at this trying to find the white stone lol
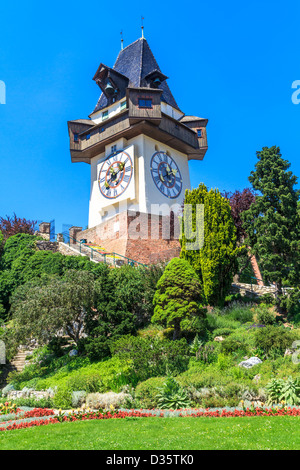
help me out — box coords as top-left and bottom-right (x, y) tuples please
(238, 356), (262, 369)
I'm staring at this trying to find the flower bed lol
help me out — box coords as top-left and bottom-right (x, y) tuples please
(0, 405), (299, 432)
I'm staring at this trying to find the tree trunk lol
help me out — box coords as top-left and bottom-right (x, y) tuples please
(274, 280), (285, 315)
(172, 320), (181, 341)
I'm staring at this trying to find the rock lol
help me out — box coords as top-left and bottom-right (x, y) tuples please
(69, 349), (78, 357)
(239, 356), (262, 369)
(214, 336), (224, 342)
(253, 374), (261, 384)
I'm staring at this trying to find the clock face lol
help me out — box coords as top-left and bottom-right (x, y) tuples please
(150, 151), (182, 199)
(98, 150), (133, 199)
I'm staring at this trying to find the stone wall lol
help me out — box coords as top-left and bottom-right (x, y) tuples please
(36, 241), (58, 253)
(231, 282), (292, 298)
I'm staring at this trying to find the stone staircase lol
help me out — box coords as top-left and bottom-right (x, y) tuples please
(9, 348), (30, 373)
(0, 347), (32, 388)
(58, 242), (135, 267)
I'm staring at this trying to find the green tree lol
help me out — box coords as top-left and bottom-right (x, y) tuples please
(242, 146), (300, 308)
(7, 270), (96, 349)
(84, 265), (143, 359)
(152, 258), (203, 340)
(180, 183), (240, 306)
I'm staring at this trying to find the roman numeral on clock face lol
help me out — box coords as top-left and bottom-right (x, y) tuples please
(98, 150), (133, 199)
(151, 151), (182, 199)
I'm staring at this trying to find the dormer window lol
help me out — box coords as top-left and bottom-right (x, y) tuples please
(144, 69), (168, 89)
(120, 100), (127, 110)
(102, 110), (108, 121)
(138, 98), (152, 108)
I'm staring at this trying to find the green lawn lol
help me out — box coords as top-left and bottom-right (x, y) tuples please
(0, 416), (299, 450)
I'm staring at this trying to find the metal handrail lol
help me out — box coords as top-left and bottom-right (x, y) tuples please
(60, 233), (148, 268)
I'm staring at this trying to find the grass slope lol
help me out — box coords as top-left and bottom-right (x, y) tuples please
(0, 416), (299, 450)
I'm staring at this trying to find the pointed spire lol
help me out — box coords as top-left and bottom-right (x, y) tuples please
(141, 16), (145, 38)
(120, 31), (124, 50)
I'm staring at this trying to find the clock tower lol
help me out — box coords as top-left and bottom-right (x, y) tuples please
(67, 37), (208, 265)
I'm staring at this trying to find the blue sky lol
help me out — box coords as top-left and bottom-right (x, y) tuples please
(0, 0), (300, 232)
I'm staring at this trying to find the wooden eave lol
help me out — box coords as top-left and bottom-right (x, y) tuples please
(70, 110), (206, 163)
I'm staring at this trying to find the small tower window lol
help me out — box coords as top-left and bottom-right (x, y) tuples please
(74, 133), (79, 143)
(86, 133), (90, 140)
(102, 110), (108, 121)
(138, 98), (152, 108)
(197, 129), (202, 138)
(111, 145), (117, 153)
(120, 100), (127, 110)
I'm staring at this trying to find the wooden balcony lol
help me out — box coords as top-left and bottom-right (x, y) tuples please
(68, 90), (208, 163)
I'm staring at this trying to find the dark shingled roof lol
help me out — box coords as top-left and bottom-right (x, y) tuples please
(92, 38), (181, 114)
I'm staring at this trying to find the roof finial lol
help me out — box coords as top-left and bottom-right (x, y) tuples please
(141, 16), (145, 38)
(120, 31), (124, 50)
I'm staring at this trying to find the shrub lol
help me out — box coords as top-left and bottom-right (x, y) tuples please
(193, 342), (219, 364)
(206, 312), (240, 332)
(53, 386), (72, 409)
(65, 374), (103, 393)
(255, 325), (298, 356)
(152, 258), (204, 340)
(110, 336), (190, 381)
(256, 306), (276, 325)
(212, 328), (234, 337)
(1, 383), (15, 397)
(216, 353), (232, 371)
(221, 337), (249, 356)
(135, 377), (165, 408)
(265, 377), (300, 406)
(85, 392), (132, 410)
(225, 302), (254, 323)
(9, 396), (55, 408)
(156, 375), (190, 409)
(71, 391), (87, 408)
(280, 289), (300, 320)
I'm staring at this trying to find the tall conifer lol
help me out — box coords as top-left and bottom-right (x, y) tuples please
(242, 146), (300, 305)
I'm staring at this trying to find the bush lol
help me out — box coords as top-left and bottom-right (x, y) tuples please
(225, 302), (254, 323)
(110, 336), (190, 381)
(256, 306), (276, 325)
(85, 392), (132, 410)
(212, 328), (234, 337)
(152, 258), (204, 340)
(280, 289), (300, 320)
(156, 375), (190, 409)
(9, 396), (55, 408)
(71, 391), (87, 408)
(206, 312), (240, 332)
(135, 377), (165, 408)
(255, 325), (298, 356)
(265, 377), (300, 405)
(65, 374), (103, 393)
(216, 353), (232, 371)
(221, 337), (249, 356)
(53, 386), (72, 409)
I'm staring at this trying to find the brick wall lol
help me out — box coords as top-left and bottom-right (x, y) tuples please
(75, 211), (181, 265)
